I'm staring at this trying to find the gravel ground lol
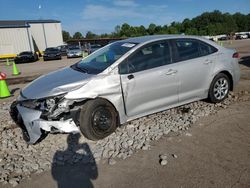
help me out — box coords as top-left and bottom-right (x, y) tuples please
(0, 91), (249, 187)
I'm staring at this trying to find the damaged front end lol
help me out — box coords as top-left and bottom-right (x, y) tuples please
(10, 93), (82, 144)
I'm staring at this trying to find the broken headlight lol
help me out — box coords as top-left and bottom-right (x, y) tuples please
(18, 94), (77, 120)
(44, 98), (56, 112)
(41, 94), (66, 112)
(19, 94), (65, 112)
(47, 99), (75, 119)
(19, 99), (41, 109)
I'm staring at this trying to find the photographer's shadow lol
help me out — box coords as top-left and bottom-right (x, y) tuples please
(52, 133), (98, 188)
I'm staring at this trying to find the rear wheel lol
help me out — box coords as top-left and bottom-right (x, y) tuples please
(79, 99), (118, 140)
(208, 73), (230, 103)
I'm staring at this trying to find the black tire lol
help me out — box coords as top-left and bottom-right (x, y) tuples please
(79, 99), (118, 140)
(208, 73), (230, 103)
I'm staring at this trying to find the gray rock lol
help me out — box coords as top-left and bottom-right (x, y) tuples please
(172, 154), (178, 159)
(127, 140), (134, 146)
(8, 178), (19, 187)
(160, 159), (168, 166)
(108, 158), (116, 165)
(142, 145), (150, 150)
(159, 154), (167, 160)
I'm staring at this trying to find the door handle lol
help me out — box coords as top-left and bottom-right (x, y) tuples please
(204, 59), (212, 64)
(165, 69), (177, 75)
(127, 74), (134, 80)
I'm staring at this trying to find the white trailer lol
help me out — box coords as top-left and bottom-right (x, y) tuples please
(0, 20), (63, 58)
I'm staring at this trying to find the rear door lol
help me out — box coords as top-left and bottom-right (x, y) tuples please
(119, 40), (179, 117)
(170, 38), (217, 102)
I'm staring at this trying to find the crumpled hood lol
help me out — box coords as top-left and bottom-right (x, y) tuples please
(21, 67), (94, 99)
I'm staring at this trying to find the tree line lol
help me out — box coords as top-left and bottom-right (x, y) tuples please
(62, 10), (250, 42)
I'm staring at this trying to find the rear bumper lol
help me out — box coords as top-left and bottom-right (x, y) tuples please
(10, 102), (80, 144)
(231, 60), (241, 89)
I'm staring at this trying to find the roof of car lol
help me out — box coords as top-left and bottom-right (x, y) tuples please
(121, 35), (206, 44)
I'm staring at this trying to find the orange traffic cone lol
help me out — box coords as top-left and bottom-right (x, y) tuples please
(0, 72), (11, 98)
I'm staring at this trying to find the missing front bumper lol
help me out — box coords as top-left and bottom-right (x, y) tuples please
(10, 103), (80, 144)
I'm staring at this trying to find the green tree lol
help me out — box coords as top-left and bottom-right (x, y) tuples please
(85, 31), (97, 39)
(73, 32), (83, 39)
(62, 30), (71, 42)
(148, 23), (157, 35)
(120, 23), (131, 37)
(167, 26), (178, 34)
(73, 11), (250, 40)
(114, 25), (121, 36)
(100, 33), (110, 38)
(181, 18), (192, 33)
(233, 12), (249, 31)
(138, 25), (148, 36)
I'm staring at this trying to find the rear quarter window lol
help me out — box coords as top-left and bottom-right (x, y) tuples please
(199, 41), (218, 56)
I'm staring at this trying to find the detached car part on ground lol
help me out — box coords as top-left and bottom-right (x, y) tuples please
(10, 35), (241, 144)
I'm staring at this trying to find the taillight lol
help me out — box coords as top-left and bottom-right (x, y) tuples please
(233, 52), (239, 58)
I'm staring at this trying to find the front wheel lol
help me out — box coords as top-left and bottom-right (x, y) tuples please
(208, 73), (230, 103)
(79, 99), (118, 140)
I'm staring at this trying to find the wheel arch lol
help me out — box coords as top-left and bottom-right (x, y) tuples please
(80, 97), (121, 126)
(97, 97), (121, 125)
(217, 70), (234, 91)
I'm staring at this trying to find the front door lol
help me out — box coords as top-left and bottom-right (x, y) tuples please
(119, 41), (179, 117)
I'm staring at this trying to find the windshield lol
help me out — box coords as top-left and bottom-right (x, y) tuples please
(72, 42), (137, 74)
(20, 52), (32, 55)
(69, 47), (80, 50)
(45, 48), (59, 52)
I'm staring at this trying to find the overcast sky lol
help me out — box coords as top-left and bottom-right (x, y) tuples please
(0, 0), (249, 35)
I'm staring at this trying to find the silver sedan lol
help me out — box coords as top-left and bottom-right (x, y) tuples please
(10, 35), (240, 144)
(67, 47), (83, 58)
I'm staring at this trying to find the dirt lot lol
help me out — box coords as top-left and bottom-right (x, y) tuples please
(0, 39), (250, 188)
(10, 99), (250, 188)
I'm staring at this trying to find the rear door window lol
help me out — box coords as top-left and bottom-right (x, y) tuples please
(172, 39), (200, 62)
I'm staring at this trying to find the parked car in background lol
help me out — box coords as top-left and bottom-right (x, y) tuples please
(235, 34), (248, 40)
(43, 48), (61, 61)
(90, 44), (102, 53)
(57, 45), (68, 56)
(218, 36), (229, 41)
(10, 35), (240, 144)
(14, 51), (38, 64)
(67, 46), (82, 58)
